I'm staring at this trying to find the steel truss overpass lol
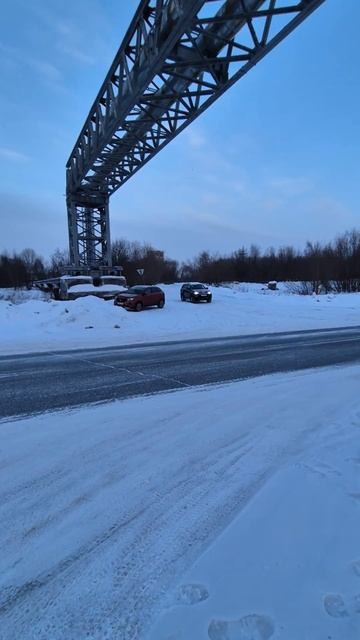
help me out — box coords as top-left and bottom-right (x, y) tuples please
(66, 0), (325, 269)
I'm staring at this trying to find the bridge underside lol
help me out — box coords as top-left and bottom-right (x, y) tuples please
(66, 0), (325, 268)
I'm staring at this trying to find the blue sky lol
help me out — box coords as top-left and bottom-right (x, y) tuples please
(0, 0), (359, 262)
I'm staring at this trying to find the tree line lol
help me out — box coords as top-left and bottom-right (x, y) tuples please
(182, 229), (360, 293)
(0, 248), (69, 289)
(1, 229), (360, 293)
(0, 242), (178, 289)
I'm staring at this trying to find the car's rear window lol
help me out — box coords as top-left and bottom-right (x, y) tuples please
(126, 287), (145, 294)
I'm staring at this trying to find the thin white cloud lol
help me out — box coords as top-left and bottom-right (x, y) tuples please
(267, 176), (313, 196)
(0, 42), (63, 89)
(55, 19), (78, 38)
(57, 43), (94, 65)
(28, 3), (113, 67)
(53, 18), (95, 64)
(184, 127), (207, 148)
(0, 148), (30, 162)
(28, 59), (62, 82)
(308, 196), (355, 224)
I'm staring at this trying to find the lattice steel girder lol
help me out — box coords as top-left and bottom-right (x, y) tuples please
(66, 0), (325, 203)
(67, 200), (111, 268)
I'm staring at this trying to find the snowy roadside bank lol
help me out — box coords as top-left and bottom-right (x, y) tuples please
(1, 283), (360, 355)
(1, 364), (360, 639)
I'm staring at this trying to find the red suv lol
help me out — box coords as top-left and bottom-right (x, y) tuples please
(114, 285), (165, 311)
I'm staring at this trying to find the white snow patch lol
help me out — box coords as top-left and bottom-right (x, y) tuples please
(0, 287), (48, 304)
(67, 283), (126, 293)
(1, 365), (360, 638)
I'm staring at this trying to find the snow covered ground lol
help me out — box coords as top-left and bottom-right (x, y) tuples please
(1, 364), (360, 639)
(1, 283), (360, 355)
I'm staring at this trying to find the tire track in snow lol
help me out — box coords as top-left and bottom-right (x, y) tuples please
(0, 388), (319, 640)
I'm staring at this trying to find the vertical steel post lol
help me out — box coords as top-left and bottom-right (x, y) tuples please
(66, 198), (111, 268)
(102, 200), (112, 267)
(67, 200), (80, 267)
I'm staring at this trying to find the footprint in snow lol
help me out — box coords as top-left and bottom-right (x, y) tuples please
(208, 613), (274, 640)
(352, 559), (360, 577)
(323, 558), (360, 618)
(323, 594), (348, 618)
(176, 583), (209, 606)
(323, 592), (360, 618)
(353, 594), (360, 613)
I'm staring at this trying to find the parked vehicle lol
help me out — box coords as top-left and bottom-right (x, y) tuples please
(180, 283), (212, 303)
(34, 275), (127, 300)
(114, 285), (165, 311)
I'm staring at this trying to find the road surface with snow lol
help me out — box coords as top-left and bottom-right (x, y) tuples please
(1, 326), (360, 419)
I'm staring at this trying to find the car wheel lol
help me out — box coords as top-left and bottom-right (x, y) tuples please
(158, 299), (165, 308)
(206, 297), (212, 303)
(135, 302), (143, 312)
(180, 293), (185, 301)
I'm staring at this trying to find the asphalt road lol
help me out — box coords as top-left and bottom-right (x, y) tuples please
(1, 325), (360, 420)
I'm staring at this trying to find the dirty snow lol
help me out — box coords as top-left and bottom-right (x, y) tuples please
(1, 365), (360, 639)
(1, 283), (360, 355)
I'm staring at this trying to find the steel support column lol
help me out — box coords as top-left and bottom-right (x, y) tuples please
(66, 199), (111, 268)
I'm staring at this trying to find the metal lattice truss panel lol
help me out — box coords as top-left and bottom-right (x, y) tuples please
(67, 202), (111, 266)
(66, 0), (325, 203)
